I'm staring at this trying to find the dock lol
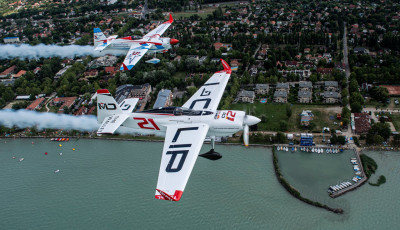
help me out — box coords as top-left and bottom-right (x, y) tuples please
(329, 146), (367, 198)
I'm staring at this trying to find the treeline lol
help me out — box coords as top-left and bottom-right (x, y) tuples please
(350, 54), (400, 84)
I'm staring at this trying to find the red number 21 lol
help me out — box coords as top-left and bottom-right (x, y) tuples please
(134, 118), (160, 130)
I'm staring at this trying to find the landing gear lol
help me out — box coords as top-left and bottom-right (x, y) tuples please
(199, 136), (222, 160)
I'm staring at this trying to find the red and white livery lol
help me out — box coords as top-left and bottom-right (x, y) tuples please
(93, 13), (178, 71)
(96, 60), (260, 201)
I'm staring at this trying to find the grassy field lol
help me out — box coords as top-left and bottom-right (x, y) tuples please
(173, 3), (235, 19)
(229, 103), (341, 132)
(391, 114), (400, 131)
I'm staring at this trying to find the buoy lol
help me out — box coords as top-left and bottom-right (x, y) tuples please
(32, 142), (34, 144)
(59, 152), (63, 155)
(45, 152), (48, 155)
(72, 148), (75, 151)
(59, 144), (62, 147)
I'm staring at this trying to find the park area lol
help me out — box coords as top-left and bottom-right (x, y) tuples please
(229, 103), (342, 132)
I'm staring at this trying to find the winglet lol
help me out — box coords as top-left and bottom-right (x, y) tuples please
(220, 59), (232, 74)
(155, 189), (183, 201)
(164, 13), (173, 24)
(121, 63), (129, 71)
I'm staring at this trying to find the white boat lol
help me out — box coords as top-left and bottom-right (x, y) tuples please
(294, 147), (297, 151)
(285, 147), (289, 152)
(352, 177), (358, 182)
(355, 171), (362, 175)
(311, 148), (315, 153)
(54, 169), (60, 173)
(19, 158), (24, 162)
(277, 146), (280, 151)
(59, 152), (63, 155)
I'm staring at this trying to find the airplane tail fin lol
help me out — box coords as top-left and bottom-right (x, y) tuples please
(94, 28), (107, 47)
(96, 89), (123, 124)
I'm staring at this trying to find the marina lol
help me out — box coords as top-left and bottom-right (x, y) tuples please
(275, 144), (367, 198)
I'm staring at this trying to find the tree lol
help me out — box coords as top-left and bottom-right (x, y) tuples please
(342, 118), (349, 127)
(370, 86), (389, 102)
(351, 102), (362, 113)
(367, 123), (391, 143)
(275, 132), (287, 143)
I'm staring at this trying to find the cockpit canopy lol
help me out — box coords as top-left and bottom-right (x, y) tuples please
(141, 107), (213, 116)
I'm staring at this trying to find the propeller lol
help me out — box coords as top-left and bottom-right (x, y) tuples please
(243, 123), (249, 147)
(242, 113), (261, 147)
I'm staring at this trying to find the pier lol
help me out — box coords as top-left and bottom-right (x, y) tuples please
(329, 146), (367, 198)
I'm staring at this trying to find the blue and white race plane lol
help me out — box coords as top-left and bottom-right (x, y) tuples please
(93, 13), (178, 71)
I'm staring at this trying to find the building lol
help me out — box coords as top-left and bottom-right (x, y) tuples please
(354, 113), (371, 134)
(298, 91), (312, 103)
(300, 133), (313, 146)
(274, 91), (288, 103)
(115, 84), (152, 111)
(354, 47), (369, 54)
(299, 81), (313, 91)
(3, 37), (20, 43)
(13, 70), (26, 79)
(237, 90), (255, 103)
(380, 85), (400, 96)
(26, 98), (45, 110)
(323, 91), (341, 103)
(324, 81), (338, 91)
(276, 82), (289, 92)
(300, 110), (313, 126)
(0, 65), (17, 78)
(153, 89), (173, 109)
(55, 65), (72, 79)
(52, 97), (77, 113)
(255, 84), (269, 95)
(317, 68), (334, 75)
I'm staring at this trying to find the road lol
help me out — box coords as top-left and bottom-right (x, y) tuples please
(342, 23), (353, 141)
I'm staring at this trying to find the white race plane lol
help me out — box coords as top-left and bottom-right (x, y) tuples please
(96, 59), (261, 201)
(93, 13), (178, 71)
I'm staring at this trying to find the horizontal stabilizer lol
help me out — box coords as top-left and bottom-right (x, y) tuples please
(97, 114), (129, 134)
(119, 98), (139, 113)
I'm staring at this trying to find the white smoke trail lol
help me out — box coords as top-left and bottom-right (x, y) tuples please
(0, 110), (99, 131)
(0, 44), (125, 59)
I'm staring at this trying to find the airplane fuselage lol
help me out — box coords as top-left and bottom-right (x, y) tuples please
(99, 108), (246, 138)
(103, 37), (172, 54)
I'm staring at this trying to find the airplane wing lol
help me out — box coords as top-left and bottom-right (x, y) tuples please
(97, 114), (129, 134)
(143, 13), (173, 40)
(182, 59), (232, 111)
(120, 43), (151, 71)
(119, 98), (139, 113)
(94, 42), (109, 51)
(155, 123), (209, 201)
(94, 35), (118, 51)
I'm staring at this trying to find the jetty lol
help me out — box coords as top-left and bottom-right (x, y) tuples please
(329, 146), (367, 198)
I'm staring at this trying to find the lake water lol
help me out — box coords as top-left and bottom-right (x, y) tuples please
(0, 138), (399, 229)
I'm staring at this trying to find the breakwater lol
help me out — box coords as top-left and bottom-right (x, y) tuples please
(272, 148), (343, 214)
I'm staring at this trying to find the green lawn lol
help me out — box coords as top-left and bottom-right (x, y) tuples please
(391, 114), (400, 131)
(172, 71), (186, 79)
(229, 103), (341, 132)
